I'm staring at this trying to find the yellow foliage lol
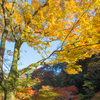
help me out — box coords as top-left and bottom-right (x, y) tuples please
(1, 0), (100, 75)
(64, 64), (82, 74)
(5, 2), (13, 11)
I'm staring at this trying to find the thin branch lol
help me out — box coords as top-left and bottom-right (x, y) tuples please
(3, 62), (10, 72)
(0, 2), (2, 6)
(61, 2), (92, 50)
(10, 25), (16, 40)
(19, 25), (22, 34)
(11, 0), (17, 14)
(18, 49), (58, 75)
(32, 3), (49, 16)
(61, 13), (84, 50)
(27, 1), (49, 25)
(2, 0), (7, 21)
(71, 42), (100, 50)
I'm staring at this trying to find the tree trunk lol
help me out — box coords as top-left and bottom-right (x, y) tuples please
(3, 41), (22, 100)
(4, 89), (16, 100)
(0, 29), (8, 83)
(9, 40), (22, 78)
(0, 0), (17, 84)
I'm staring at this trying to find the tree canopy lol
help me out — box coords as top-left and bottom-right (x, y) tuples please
(0, 0), (100, 74)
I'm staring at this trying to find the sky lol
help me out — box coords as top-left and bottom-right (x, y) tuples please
(4, 40), (60, 71)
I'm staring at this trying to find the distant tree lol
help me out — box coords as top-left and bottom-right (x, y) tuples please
(31, 63), (67, 89)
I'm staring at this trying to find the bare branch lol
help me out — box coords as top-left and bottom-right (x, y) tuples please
(10, 25), (16, 40)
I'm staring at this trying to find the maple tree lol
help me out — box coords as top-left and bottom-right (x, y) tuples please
(0, 0), (100, 99)
(53, 85), (79, 100)
(15, 85), (79, 100)
(31, 63), (66, 89)
(15, 87), (35, 100)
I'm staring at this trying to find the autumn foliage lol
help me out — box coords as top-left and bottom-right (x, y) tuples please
(15, 87), (37, 100)
(15, 85), (79, 100)
(91, 92), (100, 100)
(1, 0), (100, 99)
(53, 85), (79, 100)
